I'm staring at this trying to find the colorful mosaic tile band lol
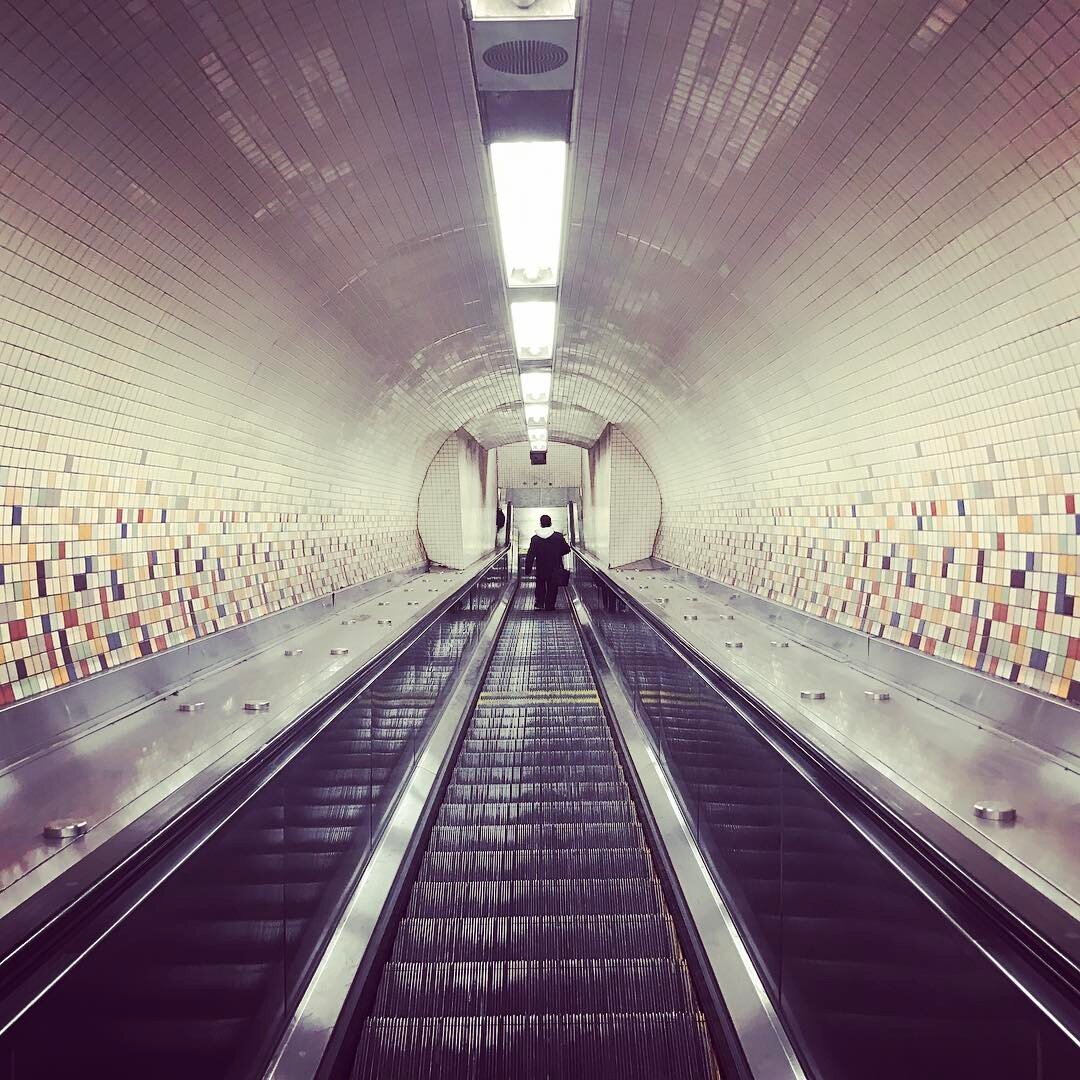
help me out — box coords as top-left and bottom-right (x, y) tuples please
(657, 480), (1080, 705)
(0, 475), (423, 706)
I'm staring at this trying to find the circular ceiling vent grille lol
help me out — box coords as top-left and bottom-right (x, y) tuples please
(482, 39), (569, 76)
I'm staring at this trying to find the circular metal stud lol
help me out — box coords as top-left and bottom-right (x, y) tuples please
(974, 802), (1016, 823)
(865, 690), (890, 701)
(725, 641), (743, 648)
(284, 648), (304, 657)
(330, 647), (350, 656)
(800, 690), (826, 700)
(769, 641), (789, 648)
(177, 701), (205, 713)
(43, 819), (88, 841)
(244, 700), (271, 712)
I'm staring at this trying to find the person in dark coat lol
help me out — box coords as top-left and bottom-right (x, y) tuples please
(524, 514), (570, 611)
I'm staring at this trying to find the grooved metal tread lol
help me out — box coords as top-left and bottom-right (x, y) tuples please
(352, 591), (721, 1079)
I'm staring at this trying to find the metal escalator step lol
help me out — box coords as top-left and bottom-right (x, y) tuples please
(372, 958), (700, 1017)
(353, 1013), (721, 1080)
(426, 821), (647, 852)
(419, 846), (653, 882)
(452, 764), (623, 784)
(443, 781), (631, 803)
(456, 749), (614, 768)
(406, 877), (668, 918)
(392, 914), (683, 962)
(435, 800), (637, 828)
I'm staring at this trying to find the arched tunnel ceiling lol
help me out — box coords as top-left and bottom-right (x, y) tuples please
(3, 0), (1078, 493)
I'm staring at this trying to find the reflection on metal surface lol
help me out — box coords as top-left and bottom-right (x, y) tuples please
(264, 574), (515, 1080)
(42, 820), (88, 841)
(572, 553), (1080, 1075)
(568, 590), (805, 1080)
(2, 563), (512, 1077)
(975, 803), (1018, 824)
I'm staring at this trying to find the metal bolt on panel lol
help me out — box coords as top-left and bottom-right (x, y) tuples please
(800, 690), (826, 700)
(178, 701), (205, 712)
(769, 641), (789, 648)
(244, 700), (271, 712)
(330, 647), (350, 656)
(974, 802), (1016, 823)
(341, 618), (357, 625)
(865, 690), (890, 701)
(43, 819), (88, 841)
(284, 648), (304, 656)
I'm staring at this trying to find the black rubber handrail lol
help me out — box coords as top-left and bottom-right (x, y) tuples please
(0, 547), (510, 1030)
(571, 543), (1080, 1039)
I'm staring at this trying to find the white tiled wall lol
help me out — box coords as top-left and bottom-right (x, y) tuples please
(583, 426), (661, 568)
(4, 0), (1080, 710)
(418, 430), (497, 570)
(496, 442), (583, 490)
(557, 0), (1080, 704)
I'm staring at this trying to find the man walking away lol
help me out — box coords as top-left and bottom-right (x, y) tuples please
(524, 514), (570, 611)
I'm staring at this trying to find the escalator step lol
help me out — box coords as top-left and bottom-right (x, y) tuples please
(427, 821), (647, 852)
(353, 1013), (721, 1080)
(436, 800), (638, 827)
(372, 958), (700, 1016)
(419, 846), (653, 882)
(392, 914), (682, 962)
(406, 877), (668, 918)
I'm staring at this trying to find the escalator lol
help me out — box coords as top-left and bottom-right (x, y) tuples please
(0, 570), (503, 1079)
(575, 561), (1080, 1080)
(1, 559), (1078, 1080)
(350, 590), (721, 1079)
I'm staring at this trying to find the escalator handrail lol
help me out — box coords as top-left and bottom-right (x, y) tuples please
(0, 546), (510, 1023)
(571, 543), (1080, 1030)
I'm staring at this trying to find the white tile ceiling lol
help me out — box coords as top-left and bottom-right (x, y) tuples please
(3, 0), (1079, 487)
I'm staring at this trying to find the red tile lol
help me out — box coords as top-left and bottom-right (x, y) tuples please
(8, 620), (26, 641)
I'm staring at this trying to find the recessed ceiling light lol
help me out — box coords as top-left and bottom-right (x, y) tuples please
(510, 300), (556, 360)
(520, 370), (551, 403)
(491, 142), (567, 289)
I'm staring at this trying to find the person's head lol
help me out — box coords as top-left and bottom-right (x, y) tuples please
(540, 514), (552, 528)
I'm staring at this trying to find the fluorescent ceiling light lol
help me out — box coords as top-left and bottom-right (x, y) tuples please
(470, 1), (576, 23)
(524, 403), (549, 427)
(491, 142), (567, 288)
(510, 300), (556, 361)
(520, 370), (552, 403)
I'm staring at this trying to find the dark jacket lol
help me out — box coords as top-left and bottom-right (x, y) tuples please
(524, 530), (570, 578)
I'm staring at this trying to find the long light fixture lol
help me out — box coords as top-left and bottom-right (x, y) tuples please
(524, 403), (549, 427)
(510, 300), (556, 361)
(466, 3), (581, 460)
(490, 141), (567, 289)
(520, 370), (551, 403)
